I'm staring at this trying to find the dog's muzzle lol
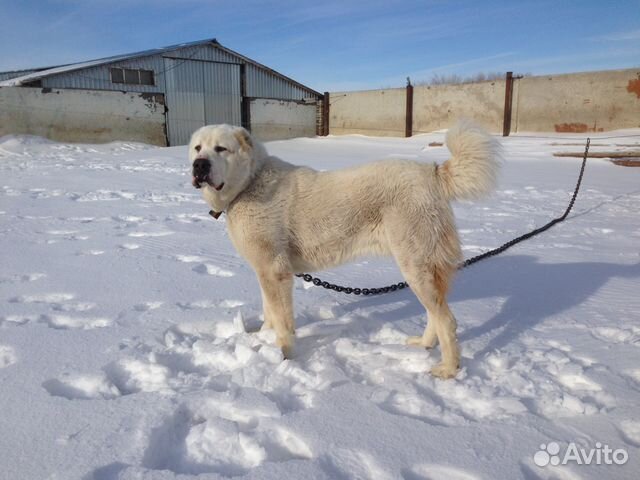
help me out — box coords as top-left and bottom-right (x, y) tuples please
(191, 158), (225, 190)
(192, 158), (211, 189)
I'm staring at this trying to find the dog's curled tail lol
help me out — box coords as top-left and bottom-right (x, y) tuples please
(439, 120), (501, 200)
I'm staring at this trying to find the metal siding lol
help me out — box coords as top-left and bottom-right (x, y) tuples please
(164, 58), (205, 146)
(163, 45), (240, 64)
(164, 45), (311, 100)
(203, 62), (241, 126)
(245, 65), (310, 100)
(41, 56), (165, 92)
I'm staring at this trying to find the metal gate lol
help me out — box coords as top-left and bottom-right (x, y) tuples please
(164, 58), (242, 146)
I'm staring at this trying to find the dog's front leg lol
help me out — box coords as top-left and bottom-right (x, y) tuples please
(259, 287), (273, 331)
(256, 270), (295, 358)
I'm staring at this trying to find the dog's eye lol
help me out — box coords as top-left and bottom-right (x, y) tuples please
(194, 145), (201, 152)
(214, 146), (227, 153)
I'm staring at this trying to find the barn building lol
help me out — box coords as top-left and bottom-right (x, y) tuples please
(0, 38), (323, 145)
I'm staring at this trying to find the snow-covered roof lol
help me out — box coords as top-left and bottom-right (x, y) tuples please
(0, 38), (218, 87)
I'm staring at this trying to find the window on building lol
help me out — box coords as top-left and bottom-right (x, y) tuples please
(110, 67), (155, 86)
(139, 69), (154, 85)
(110, 68), (124, 84)
(123, 69), (139, 84)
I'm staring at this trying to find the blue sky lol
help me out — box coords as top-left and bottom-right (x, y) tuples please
(0, 0), (638, 91)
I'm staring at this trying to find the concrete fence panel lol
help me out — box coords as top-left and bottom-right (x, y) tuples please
(329, 88), (406, 136)
(249, 98), (317, 141)
(513, 69), (640, 133)
(413, 80), (506, 134)
(0, 87), (166, 145)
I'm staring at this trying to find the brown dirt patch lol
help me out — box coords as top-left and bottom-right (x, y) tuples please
(555, 123), (589, 133)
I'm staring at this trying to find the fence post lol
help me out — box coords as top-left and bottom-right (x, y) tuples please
(503, 71), (513, 137)
(405, 78), (413, 137)
(322, 92), (330, 136)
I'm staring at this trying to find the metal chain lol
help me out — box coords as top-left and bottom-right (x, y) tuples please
(296, 138), (591, 295)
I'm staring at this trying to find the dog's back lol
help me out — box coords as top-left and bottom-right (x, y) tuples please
(228, 121), (500, 275)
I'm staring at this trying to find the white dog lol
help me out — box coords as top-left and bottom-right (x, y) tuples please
(189, 122), (500, 378)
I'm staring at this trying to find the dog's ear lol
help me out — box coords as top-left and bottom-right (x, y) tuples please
(234, 128), (253, 153)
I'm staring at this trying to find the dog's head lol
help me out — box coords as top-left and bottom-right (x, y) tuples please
(188, 125), (266, 211)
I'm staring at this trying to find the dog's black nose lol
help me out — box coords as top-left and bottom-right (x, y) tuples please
(192, 158), (210, 180)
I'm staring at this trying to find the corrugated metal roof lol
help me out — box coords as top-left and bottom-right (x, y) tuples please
(0, 39), (215, 87)
(0, 65), (65, 82)
(0, 38), (321, 97)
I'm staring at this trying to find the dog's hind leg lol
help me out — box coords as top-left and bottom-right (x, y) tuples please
(388, 227), (460, 378)
(404, 263), (460, 379)
(407, 319), (438, 349)
(256, 269), (295, 358)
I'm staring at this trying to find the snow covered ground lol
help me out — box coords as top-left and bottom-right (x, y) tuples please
(1, 130), (639, 480)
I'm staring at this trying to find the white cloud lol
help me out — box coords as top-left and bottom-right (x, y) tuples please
(591, 29), (640, 42)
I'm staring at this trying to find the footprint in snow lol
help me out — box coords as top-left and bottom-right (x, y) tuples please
(219, 299), (245, 308)
(402, 464), (481, 480)
(175, 255), (237, 276)
(40, 314), (112, 330)
(192, 263), (235, 277)
(127, 231), (174, 238)
(321, 449), (395, 480)
(176, 300), (218, 310)
(134, 301), (163, 312)
(77, 249), (104, 256)
(0, 272), (46, 284)
(617, 420), (640, 447)
(42, 373), (121, 400)
(10, 292), (75, 304)
(591, 326), (639, 345)
(10, 292), (97, 315)
(0, 345), (18, 368)
(112, 214), (145, 224)
(68, 216), (96, 223)
(142, 393), (312, 476)
(622, 368), (640, 386)
(69, 190), (135, 202)
(173, 212), (210, 223)
(103, 358), (172, 395)
(373, 390), (463, 427)
(1, 314), (39, 327)
(52, 301), (97, 313)
(175, 254), (208, 263)
(45, 229), (90, 241)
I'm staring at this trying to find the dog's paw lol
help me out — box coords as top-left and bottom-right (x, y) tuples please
(280, 344), (292, 360)
(406, 335), (437, 349)
(430, 363), (459, 379)
(277, 334), (294, 360)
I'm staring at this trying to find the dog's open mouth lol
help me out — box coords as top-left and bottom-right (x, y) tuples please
(192, 176), (224, 191)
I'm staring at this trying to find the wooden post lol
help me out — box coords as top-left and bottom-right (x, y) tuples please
(405, 78), (413, 137)
(503, 71), (513, 137)
(322, 92), (330, 136)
